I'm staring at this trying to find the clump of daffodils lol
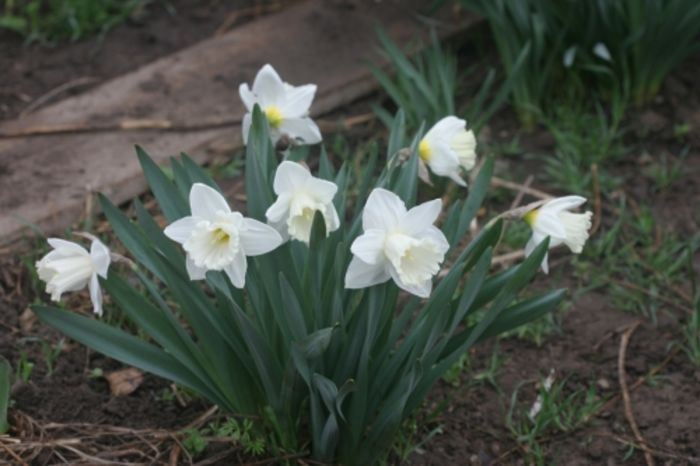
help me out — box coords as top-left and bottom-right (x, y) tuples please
(33, 62), (596, 466)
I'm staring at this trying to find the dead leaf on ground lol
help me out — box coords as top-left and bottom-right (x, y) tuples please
(20, 307), (36, 333)
(105, 368), (144, 396)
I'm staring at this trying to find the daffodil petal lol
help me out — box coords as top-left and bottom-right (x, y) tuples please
(278, 117), (322, 144)
(189, 183), (231, 220)
(350, 229), (386, 264)
(252, 64), (285, 107)
(185, 255), (207, 280)
(265, 192), (292, 224)
(241, 113), (252, 145)
(400, 198), (442, 235)
(273, 161), (310, 194)
(88, 273), (103, 316)
(90, 239), (111, 278)
(344, 256), (390, 289)
(240, 218), (283, 255)
(223, 251), (247, 288)
(525, 233), (550, 274)
(533, 210), (567, 239)
(163, 216), (198, 244)
(306, 177), (338, 204)
(47, 238), (88, 256)
(281, 84), (316, 118)
(239, 83), (256, 111)
(389, 266), (432, 298)
(542, 195), (587, 213)
(362, 188), (405, 231)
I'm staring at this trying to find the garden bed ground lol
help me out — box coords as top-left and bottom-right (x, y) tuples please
(1, 2), (700, 465)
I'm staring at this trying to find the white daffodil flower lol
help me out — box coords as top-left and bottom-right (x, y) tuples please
(36, 237), (111, 316)
(344, 188), (449, 298)
(164, 183), (283, 288)
(418, 116), (477, 187)
(265, 161), (340, 244)
(239, 64), (322, 146)
(524, 195), (593, 274)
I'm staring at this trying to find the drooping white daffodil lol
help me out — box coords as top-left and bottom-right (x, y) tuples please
(524, 195), (593, 274)
(239, 64), (322, 146)
(418, 116), (477, 187)
(164, 183), (283, 288)
(265, 161), (340, 244)
(345, 188), (449, 298)
(36, 238), (111, 316)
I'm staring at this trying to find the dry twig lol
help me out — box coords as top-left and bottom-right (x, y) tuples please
(20, 77), (98, 117)
(618, 321), (655, 466)
(490, 176), (554, 200)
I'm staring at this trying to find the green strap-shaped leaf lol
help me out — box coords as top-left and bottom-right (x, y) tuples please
(0, 356), (9, 434)
(32, 306), (228, 408)
(136, 146), (188, 222)
(245, 105), (277, 220)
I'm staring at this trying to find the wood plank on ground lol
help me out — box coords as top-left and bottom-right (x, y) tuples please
(0, 0), (477, 244)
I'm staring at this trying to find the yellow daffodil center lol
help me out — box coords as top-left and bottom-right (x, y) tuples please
(418, 139), (432, 162)
(212, 227), (230, 245)
(524, 209), (539, 226)
(265, 106), (284, 128)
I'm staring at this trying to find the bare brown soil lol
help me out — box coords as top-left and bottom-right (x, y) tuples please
(0, 0), (289, 122)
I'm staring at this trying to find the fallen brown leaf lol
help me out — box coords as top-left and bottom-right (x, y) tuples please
(19, 308), (36, 333)
(105, 368), (144, 396)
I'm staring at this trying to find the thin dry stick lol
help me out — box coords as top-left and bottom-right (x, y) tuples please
(490, 176), (554, 200)
(509, 175), (533, 209)
(0, 113), (371, 139)
(0, 440), (30, 466)
(611, 279), (694, 314)
(491, 250), (525, 266)
(592, 432), (700, 464)
(618, 322), (655, 466)
(214, 1), (285, 36)
(20, 77), (98, 117)
(590, 163), (602, 236)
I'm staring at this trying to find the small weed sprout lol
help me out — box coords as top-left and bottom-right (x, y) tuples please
(16, 351), (34, 383)
(507, 372), (604, 462)
(39, 338), (64, 377)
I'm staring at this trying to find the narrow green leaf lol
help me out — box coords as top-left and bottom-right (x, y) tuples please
(0, 356), (10, 434)
(32, 306), (227, 408)
(136, 146), (188, 222)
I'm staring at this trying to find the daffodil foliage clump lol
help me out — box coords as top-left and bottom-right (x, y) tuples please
(32, 65), (583, 464)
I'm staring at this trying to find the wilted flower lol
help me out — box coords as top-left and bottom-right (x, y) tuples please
(345, 188), (449, 298)
(524, 195), (593, 273)
(239, 64), (322, 146)
(164, 183), (283, 287)
(266, 161), (340, 243)
(418, 116), (476, 186)
(36, 238), (111, 316)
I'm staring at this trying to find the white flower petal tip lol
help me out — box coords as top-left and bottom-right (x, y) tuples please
(345, 189), (449, 298)
(266, 161), (340, 244)
(524, 195), (594, 272)
(418, 116), (477, 186)
(164, 184), (283, 288)
(36, 237), (111, 316)
(239, 64), (322, 146)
